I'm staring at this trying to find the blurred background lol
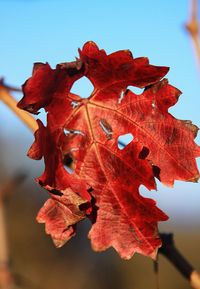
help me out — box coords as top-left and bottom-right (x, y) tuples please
(0, 0), (200, 288)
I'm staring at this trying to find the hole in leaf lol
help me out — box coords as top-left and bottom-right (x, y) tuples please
(127, 86), (144, 95)
(118, 133), (134, 149)
(64, 128), (84, 136)
(152, 165), (161, 181)
(87, 187), (94, 194)
(82, 195), (99, 223)
(79, 201), (92, 212)
(71, 130), (84, 136)
(49, 189), (63, 196)
(118, 90), (125, 104)
(71, 101), (79, 109)
(39, 108), (47, 126)
(152, 100), (156, 108)
(63, 154), (74, 174)
(71, 76), (94, 99)
(138, 146), (149, 159)
(64, 128), (70, 135)
(99, 119), (113, 139)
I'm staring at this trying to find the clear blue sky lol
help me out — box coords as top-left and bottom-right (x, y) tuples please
(0, 0), (199, 226)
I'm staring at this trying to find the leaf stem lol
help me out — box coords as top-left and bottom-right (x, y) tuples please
(159, 233), (200, 289)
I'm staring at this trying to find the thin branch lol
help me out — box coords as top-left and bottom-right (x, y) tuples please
(0, 87), (38, 133)
(159, 233), (200, 289)
(0, 78), (21, 92)
(185, 0), (200, 69)
(153, 258), (160, 289)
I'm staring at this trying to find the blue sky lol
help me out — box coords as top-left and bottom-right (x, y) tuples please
(0, 0), (199, 226)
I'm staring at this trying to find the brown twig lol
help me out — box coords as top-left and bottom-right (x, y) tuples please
(0, 78), (21, 93)
(185, 0), (200, 69)
(159, 233), (200, 289)
(153, 258), (160, 289)
(0, 86), (38, 133)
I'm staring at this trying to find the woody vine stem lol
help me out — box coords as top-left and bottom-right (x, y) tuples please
(186, 0), (200, 69)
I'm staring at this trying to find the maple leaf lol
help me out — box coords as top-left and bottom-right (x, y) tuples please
(18, 42), (200, 259)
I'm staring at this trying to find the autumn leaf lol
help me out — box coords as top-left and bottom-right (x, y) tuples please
(79, 139), (168, 259)
(36, 187), (88, 248)
(28, 119), (92, 244)
(18, 42), (200, 259)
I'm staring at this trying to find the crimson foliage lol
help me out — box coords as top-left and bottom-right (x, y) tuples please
(18, 42), (200, 259)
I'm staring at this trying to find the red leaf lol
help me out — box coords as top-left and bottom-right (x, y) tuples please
(81, 140), (168, 259)
(18, 61), (84, 115)
(37, 187), (88, 247)
(18, 42), (200, 259)
(28, 119), (89, 198)
(28, 119), (92, 244)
